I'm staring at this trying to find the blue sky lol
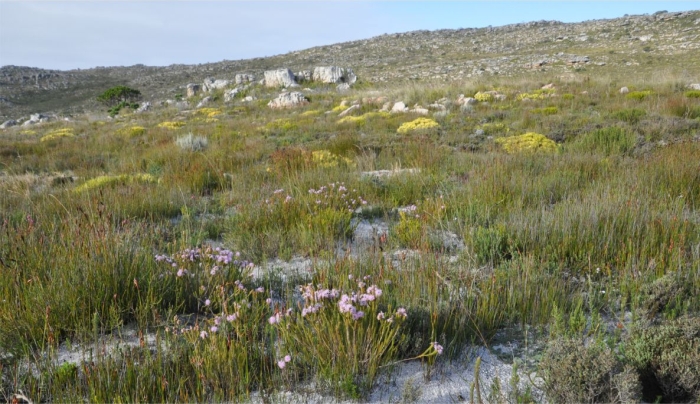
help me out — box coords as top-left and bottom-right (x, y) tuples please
(0, 1), (697, 70)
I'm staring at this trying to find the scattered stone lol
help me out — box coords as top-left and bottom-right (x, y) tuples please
(541, 83), (555, 90)
(243, 96), (256, 102)
(336, 83), (351, 92)
(224, 87), (241, 102)
(380, 102), (392, 112)
(412, 106), (429, 115)
(338, 104), (360, 117)
(391, 101), (408, 113)
(688, 83), (700, 90)
(619, 86), (630, 94)
(136, 102), (151, 113)
(264, 69), (298, 88)
(0, 119), (17, 129)
(186, 83), (200, 98)
(267, 92), (309, 109)
(196, 97), (212, 108)
(361, 168), (420, 179)
(22, 113), (52, 126)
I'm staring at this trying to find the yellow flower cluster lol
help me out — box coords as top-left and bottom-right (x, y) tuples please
(337, 111), (390, 125)
(157, 121), (186, 130)
(396, 117), (440, 135)
(625, 90), (653, 100)
(20, 130), (37, 136)
(517, 89), (555, 101)
(495, 132), (559, 154)
(311, 150), (355, 168)
(473, 91), (494, 102)
(265, 119), (297, 132)
(117, 126), (146, 137)
(40, 128), (75, 142)
(74, 173), (158, 193)
(331, 104), (348, 113)
(197, 108), (223, 118)
(301, 110), (322, 117)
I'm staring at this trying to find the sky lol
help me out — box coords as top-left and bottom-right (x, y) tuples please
(0, 1), (698, 71)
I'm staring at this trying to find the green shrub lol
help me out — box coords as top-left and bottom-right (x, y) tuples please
(531, 106), (559, 115)
(623, 316), (700, 402)
(625, 90), (653, 101)
(640, 273), (692, 318)
(612, 108), (646, 124)
(470, 225), (511, 265)
(572, 126), (636, 155)
(540, 338), (642, 403)
(684, 90), (700, 98)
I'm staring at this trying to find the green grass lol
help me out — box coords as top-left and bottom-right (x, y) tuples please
(1, 73), (699, 402)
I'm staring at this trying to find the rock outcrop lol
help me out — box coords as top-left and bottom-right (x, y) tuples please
(202, 78), (230, 92)
(267, 92), (309, 108)
(312, 66), (357, 84)
(0, 119), (17, 129)
(234, 74), (255, 85)
(186, 83), (201, 98)
(264, 69), (298, 88)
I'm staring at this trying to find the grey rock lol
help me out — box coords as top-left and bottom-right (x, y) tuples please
(202, 78), (230, 92)
(391, 101), (408, 113)
(0, 119), (17, 129)
(243, 96), (256, 102)
(196, 96), (212, 108)
(619, 86), (629, 94)
(234, 74), (255, 85)
(312, 66), (357, 84)
(186, 83), (200, 98)
(688, 83), (700, 90)
(136, 102), (151, 113)
(336, 83), (351, 92)
(338, 104), (359, 117)
(267, 92), (308, 109)
(294, 70), (312, 83)
(224, 87), (242, 102)
(264, 69), (298, 88)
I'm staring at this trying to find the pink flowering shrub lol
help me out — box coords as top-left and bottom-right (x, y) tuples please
(270, 279), (407, 397)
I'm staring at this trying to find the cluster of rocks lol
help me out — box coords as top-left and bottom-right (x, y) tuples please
(1, 113), (58, 128)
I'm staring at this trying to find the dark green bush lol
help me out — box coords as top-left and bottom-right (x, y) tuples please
(624, 316), (700, 402)
(573, 126), (636, 155)
(612, 108), (646, 124)
(97, 85), (142, 107)
(540, 338), (642, 403)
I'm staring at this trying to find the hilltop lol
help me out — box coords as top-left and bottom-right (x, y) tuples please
(1, 9), (699, 119)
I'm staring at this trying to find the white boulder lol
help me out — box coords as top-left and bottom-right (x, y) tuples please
(264, 69), (298, 88)
(267, 92), (309, 109)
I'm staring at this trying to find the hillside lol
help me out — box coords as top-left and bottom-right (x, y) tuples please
(1, 9), (699, 120)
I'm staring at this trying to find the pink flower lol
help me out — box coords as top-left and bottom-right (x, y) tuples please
(205, 299), (211, 306)
(377, 312), (385, 321)
(210, 326), (218, 333)
(200, 331), (208, 339)
(255, 287), (265, 293)
(177, 269), (185, 277)
(227, 314), (237, 322)
(277, 360), (286, 369)
(284, 355), (291, 362)
(432, 342), (444, 355)
(396, 307), (407, 319)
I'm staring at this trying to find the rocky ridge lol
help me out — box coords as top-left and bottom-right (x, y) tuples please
(1, 9), (699, 120)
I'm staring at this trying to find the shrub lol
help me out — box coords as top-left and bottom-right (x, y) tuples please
(531, 106), (559, 115)
(40, 128), (75, 142)
(311, 150), (355, 168)
(683, 90), (700, 98)
(74, 173), (158, 193)
(176, 133), (208, 152)
(612, 108), (646, 124)
(540, 338), (642, 403)
(97, 85), (141, 107)
(473, 91), (494, 102)
(625, 90), (653, 100)
(640, 273), (692, 318)
(470, 225), (511, 265)
(396, 118), (440, 135)
(116, 126), (146, 137)
(157, 121), (186, 130)
(623, 316), (700, 402)
(573, 127), (636, 155)
(495, 132), (559, 153)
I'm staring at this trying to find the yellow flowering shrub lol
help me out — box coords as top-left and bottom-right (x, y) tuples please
(197, 108), (222, 118)
(265, 119), (297, 132)
(311, 150), (355, 168)
(531, 107), (559, 115)
(517, 89), (555, 101)
(625, 90), (653, 100)
(474, 91), (494, 102)
(495, 132), (559, 154)
(396, 118), (440, 135)
(117, 126), (146, 137)
(331, 104), (348, 112)
(157, 121), (186, 130)
(20, 130), (37, 136)
(337, 111), (390, 125)
(74, 173), (158, 193)
(301, 109), (322, 117)
(40, 128), (75, 142)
